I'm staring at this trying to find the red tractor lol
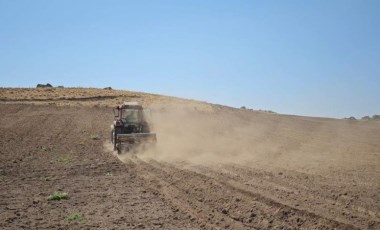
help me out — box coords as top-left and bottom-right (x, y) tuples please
(111, 102), (156, 153)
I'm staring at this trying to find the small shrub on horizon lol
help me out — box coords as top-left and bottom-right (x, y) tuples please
(362, 116), (371, 120)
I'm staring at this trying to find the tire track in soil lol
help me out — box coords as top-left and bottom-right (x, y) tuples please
(183, 163), (375, 229)
(214, 164), (380, 229)
(127, 156), (248, 230)
(129, 157), (357, 229)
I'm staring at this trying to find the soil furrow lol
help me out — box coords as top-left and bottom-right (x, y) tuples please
(129, 157), (249, 229)
(135, 158), (354, 229)
(187, 163), (368, 229)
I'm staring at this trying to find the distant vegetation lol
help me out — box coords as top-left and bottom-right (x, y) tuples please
(344, 115), (380, 121)
(240, 106), (276, 114)
(36, 83), (53, 88)
(36, 84), (113, 90)
(362, 115), (380, 121)
(258, 109), (276, 114)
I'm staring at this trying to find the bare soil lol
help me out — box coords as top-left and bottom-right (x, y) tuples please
(1, 88), (379, 229)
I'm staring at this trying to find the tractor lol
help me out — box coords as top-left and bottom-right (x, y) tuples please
(111, 102), (156, 153)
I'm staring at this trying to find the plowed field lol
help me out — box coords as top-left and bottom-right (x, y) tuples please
(1, 88), (379, 229)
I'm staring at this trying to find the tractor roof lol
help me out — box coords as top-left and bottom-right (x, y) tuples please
(116, 102), (143, 110)
(123, 101), (139, 106)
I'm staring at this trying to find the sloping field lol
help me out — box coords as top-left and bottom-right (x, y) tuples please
(1, 88), (379, 229)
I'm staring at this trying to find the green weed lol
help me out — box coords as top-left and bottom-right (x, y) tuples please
(66, 212), (85, 224)
(48, 192), (69, 201)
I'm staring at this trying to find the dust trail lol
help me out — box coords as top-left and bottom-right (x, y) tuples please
(139, 104), (281, 167)
(137, 103), (380, 175)
(105, 103), (380, 175)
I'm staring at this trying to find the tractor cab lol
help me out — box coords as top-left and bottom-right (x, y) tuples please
(113, 102), (151, 134)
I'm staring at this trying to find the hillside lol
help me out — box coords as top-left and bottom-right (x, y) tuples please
(1, 87), (379, 229)
(0, 87), (214, 111)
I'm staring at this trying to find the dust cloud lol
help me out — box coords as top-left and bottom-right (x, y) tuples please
(139, 104), (281, 167)
(137, 103), (380, 175)
(97, 101), (380, 178)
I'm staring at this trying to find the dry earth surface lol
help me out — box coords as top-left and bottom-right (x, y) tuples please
(1, 88), (380, 229)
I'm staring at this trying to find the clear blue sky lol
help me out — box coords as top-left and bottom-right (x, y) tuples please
(1, 0), (379, 118)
